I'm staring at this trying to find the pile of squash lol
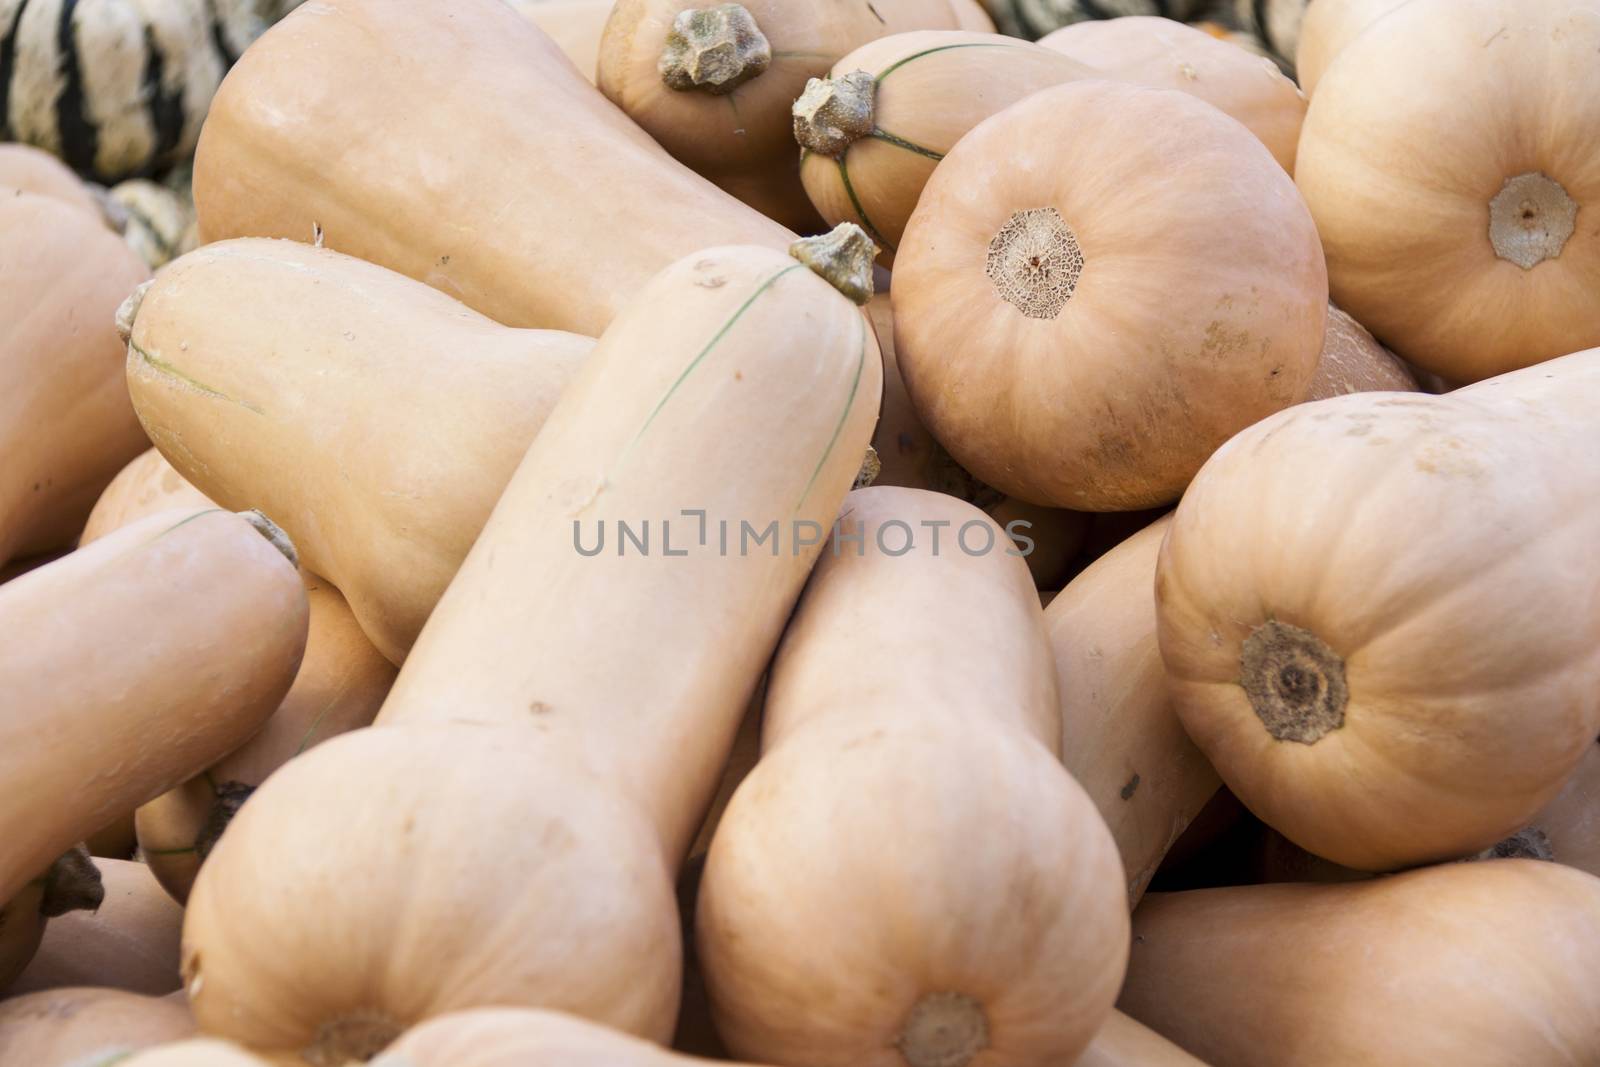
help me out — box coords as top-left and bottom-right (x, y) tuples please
(2, 0), (1598, 1064)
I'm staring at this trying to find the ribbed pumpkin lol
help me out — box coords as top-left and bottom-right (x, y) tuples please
(1156, 347), (1600, 870)
(894, 79), (1326, 510)
(1295, 0), (1600, 382)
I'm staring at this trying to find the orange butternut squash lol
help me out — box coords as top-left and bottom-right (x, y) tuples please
(0, 987), (195, 1065)
(194, 0), (792, 337)
(0, 192), (150, 568)
(1294, 0), (1600, 382)
(123, 238), (594, 662)
(866, 293), (1085, 588)
(1303, 304), (1418, 401)
(1039, 17), (1305, 173)
(79, 449), (213, 546)
(0, 507), (308, 906)
(1156, 347), (1600, 870)
(795, 32), (1090, 261)
(597, 0), (969, 231)
(1120, 861), (1600, 1067)
(894, 80), (1327, 510)
(10, 859), (182, 996)
(1046, 515), (1220, 906)
(698, 487), (1128, 1067)
(1294, 0), (1408, 97)
(373, 1009), (761, 1067)
(180, 237), (882, 1060)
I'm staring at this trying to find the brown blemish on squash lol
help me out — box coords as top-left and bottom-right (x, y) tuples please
(1489, 173), (1576, 269)
(306, 1013), (405, 1065)
(659, 4), (771, 95)
(1120, 774), (1141, 801)
(986, 208), (1083, 320)
(897, 992), (989, 1067)
(1240, 621), (1348, 744)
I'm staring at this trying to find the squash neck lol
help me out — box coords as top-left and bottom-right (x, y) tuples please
(659, 4), (771, 95)
(897, 992), (989, 1067)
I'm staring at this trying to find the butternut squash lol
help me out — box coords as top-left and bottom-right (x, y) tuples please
(0, 987), (195, 1065)
(1046, 515), (1220, 906)
(372, 1009), (760, 1067)
(1294, 0), (1600, 382)
(1155, 347), (1600, 870)
(1038, 17), (1305, 173)
(0, 848), (101, 991)
(0, 191), (150, 568)
(507, 0), (615, 82)
(122, 1040), (278, 1067)
(1294, 0), (1407, 97)
(123, 238), (594, 662)
(84, 819), (136, 860)
(1074, 1011), (1209, 1067)
(0, 507), (308, 906)
(0, 144), (101, 218)
(794, 32), (1091, 261)
(10, 859), (182, 996)
(194, 0), (793, 337)
(698, 487), (1128, 1067)
(894, 79), (1327, 510)
(1120, 861), (1600, 1067)
(866, 293), (1086, 588)
(137, 573), (393, 902)
(80, 448), (213, 546)
(948, 0), (995, 30)
(1303, 303), (1417, 400)
(180, 237), (882, 1060)
(598, 0), (969, 231)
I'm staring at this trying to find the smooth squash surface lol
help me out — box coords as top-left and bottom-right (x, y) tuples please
(0, 987), (195, 1065)
(194, 0), (793, 336)
(372, 1009), (763, 1067)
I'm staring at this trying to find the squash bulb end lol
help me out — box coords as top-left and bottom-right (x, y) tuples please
(659, 4), (771, 95)
(897, 991), (989, 1067)
(986, 208), (1083, 320)
(306, 1012), (405, 1066)
(793, 71), (876, 156)
(791, 222), (878, 305)
(1489, 173), (1576, 270)
(1240, 621), (1348, 744)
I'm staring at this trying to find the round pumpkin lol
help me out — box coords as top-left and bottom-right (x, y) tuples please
(1294, 0), (1600, 382)
(1039, 17), (1306, 172)
(893, 79), (1327, 510)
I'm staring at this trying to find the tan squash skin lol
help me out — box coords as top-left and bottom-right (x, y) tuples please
(1038, 18), (1306, 173)
(1295, 0), (1600, 382)
(1303, 303), (1418, 400)
(0, 883), (47, 991)
(1294, 0), (1410, 97)
(80, 449), (214, 547)
(1073, 1011), (1209, 1067)
(1156, 348), (1600, 871)
(84, 817), (136, 860)
(0, 147), (102, 219)
(0, 508), (307, 906)
(866, 294), (1086, 588)
(9, 859), (182, 996)
(598, 0), (967, 232)
(699, 487), (1128, 1067)
(123, 1040), (279, 1067)
(194, 0), (793, 338)
(507, 0), (615, 82)
(947, 0), (995, 31)
(0, 193), (151, 568)
(894, 80), (1327, 511)
(1120, 861), (1600, 1067)
(372, 1009), (762, 1067)
(180, 243), (882, 1059)
(0, 987), (196, 1065)
(125, 239), (595, 663)
(796, 32), (1091, 262)
(137, 573), (396, 903)
(1046, 516), (1221, 907)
